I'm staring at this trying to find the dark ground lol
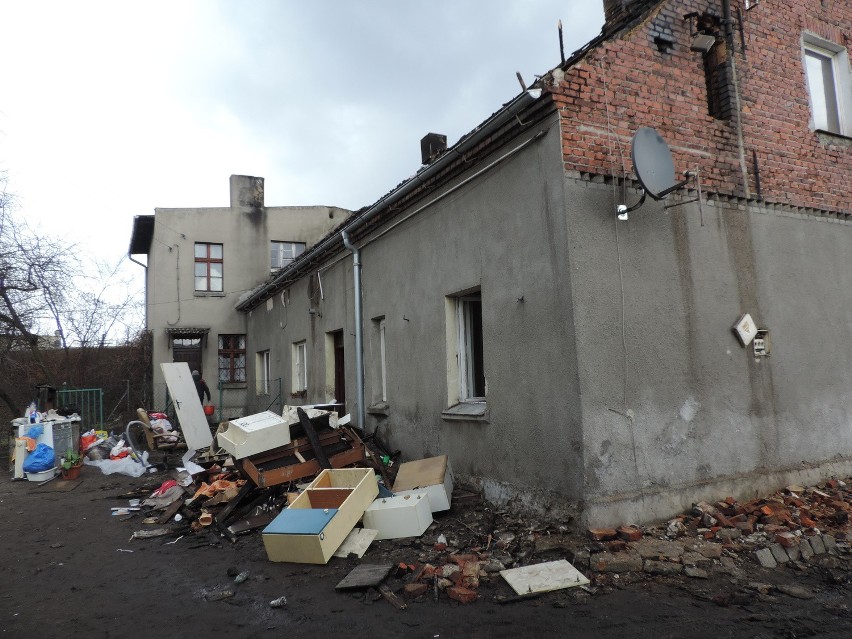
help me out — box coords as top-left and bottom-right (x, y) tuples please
(1, 463), (850, 639)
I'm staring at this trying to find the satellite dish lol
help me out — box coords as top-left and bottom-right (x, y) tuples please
(631, 127), (685, 200)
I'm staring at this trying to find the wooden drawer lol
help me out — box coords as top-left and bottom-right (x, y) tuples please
(262, 468), (378, 564)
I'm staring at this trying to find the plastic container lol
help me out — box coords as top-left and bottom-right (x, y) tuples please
(27, 468), (56, 482)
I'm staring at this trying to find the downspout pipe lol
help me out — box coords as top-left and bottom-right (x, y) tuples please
(341, 230), (365, 433)
(127, 252), (148, 329)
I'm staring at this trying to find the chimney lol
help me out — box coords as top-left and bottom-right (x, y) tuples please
(229, 175), (264, 209)
(420, 133), (447, 165)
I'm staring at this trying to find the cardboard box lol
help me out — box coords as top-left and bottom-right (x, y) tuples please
(363, 492), (432, 540)
(392, 455), (453, 512)
(218, 411), (291, 460)
(262, 468), (378, 564)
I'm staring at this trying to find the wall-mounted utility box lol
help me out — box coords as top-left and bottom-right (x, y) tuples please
(392, 455), (453, 512)
(262, 467), (378, 564)
(362, 492), (432, 540)
(218, 410), (291, 460)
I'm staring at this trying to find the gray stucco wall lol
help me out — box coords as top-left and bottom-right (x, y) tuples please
(147, 204), (349, 398)
(567, 180), (852, 526)
(247, 117), (587, 517)
(245, 119), (852, 529)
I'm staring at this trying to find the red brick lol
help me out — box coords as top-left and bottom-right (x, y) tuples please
(775, 532), (799, 548)
(447, 585), (477, 604)
(588, 528), (618, 541)
(403, 583), (429, 599)
(617, 525), (643, 542)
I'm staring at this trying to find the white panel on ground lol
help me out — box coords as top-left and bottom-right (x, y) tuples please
(160, 362), (214, 450)
(332, 528), (379, 558)
(500, 559), (590, 595)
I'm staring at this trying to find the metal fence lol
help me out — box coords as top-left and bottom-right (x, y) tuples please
(57, 387), (104, 430)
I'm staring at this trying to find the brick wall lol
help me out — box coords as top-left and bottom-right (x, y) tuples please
(551, 0), (851, 214)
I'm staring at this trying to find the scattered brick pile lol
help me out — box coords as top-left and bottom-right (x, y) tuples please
(581, 477), (852, 578)
(392, 550), (509, 605)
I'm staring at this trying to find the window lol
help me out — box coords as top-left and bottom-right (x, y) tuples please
(370, 317), (388, 404)
(218, 334), (246, 383)
(803, 35), (852, 136)
(444, 289), (486, 416)
(271, 241), (306, 271)
(256, 350), (270, 395)
(195, 243), (223, 292)
(457, 294), (485, 401)
(292, 341), (307, 392)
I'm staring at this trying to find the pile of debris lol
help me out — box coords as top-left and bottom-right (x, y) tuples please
(580, 477), (852, 582)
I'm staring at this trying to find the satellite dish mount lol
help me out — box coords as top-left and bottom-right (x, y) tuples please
(617, 127), (703, 222)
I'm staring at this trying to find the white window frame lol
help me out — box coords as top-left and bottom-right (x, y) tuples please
(456, 295), (485, 402)
(802, 34), (852, 136)
(271, 241), (306, 271)
(292, 341), (307, 393)
(256, 350), (270, 395)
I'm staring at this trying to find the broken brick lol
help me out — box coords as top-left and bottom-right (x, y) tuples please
(447, 585), (477, 604)
(607, 540), (628, 552)
(403, 583), (428, 599)
(588, 528), (618, 541)
(617, 525), (643, 542)
(775, 532), (798, 548)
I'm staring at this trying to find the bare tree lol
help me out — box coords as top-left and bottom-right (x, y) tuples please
(0, 172), (146, 419)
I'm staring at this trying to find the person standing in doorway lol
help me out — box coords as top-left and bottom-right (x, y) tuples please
(192, 370), (211, 404)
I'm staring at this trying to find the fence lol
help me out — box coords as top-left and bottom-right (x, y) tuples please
(57, 387), (104, 430)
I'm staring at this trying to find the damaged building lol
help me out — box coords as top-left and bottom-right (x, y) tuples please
(133, 0), (852, 529)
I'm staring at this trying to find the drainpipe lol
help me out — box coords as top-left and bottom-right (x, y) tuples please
(341, 230), (365, 432)
(127, 252), (148, 329)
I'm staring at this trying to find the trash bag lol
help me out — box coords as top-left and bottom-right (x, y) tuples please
(84, 451), (149, 477)
(22, 443), (55, 473)
(27, 424), (44, 439)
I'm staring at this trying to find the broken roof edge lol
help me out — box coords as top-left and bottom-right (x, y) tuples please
(235, 89), (548, 313)
(234, 11), (651, 314)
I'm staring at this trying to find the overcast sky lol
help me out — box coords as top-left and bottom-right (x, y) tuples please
(0, 1), (604, 299)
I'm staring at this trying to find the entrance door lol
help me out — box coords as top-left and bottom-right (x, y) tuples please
(173, 337), (202, 375)
(333, 331), (346, 415)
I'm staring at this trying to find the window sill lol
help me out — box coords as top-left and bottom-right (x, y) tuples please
(367, 402), (390, 416)
(442, 402), (489, 423)
(815, 129), (852, 145)
(194, 291), (226, 297)
(220, 382), (247, 390)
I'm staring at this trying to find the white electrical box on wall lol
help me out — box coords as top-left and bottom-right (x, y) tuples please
(732, 313), (758, 347)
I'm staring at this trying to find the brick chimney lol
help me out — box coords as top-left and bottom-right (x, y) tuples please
(229, 175), (264, 209)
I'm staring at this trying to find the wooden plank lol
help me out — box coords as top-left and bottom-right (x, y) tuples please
(378, 585), (407, 610)
(156, 498), (184, 524)
(335, 563), (394, 590)
(297, 407), (331, 469)
(227, 512), (277, 534)
(215, 481), (254, 525)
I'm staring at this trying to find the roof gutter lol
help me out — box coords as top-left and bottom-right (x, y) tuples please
(236, 87), (543, 312)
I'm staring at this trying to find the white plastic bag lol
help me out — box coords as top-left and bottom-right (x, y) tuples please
(84, 452), (149, 477)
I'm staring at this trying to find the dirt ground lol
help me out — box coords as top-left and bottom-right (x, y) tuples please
(1, 462), (851, 639)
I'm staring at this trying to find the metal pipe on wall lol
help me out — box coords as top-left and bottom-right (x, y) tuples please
(341, 230), (365, 432)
